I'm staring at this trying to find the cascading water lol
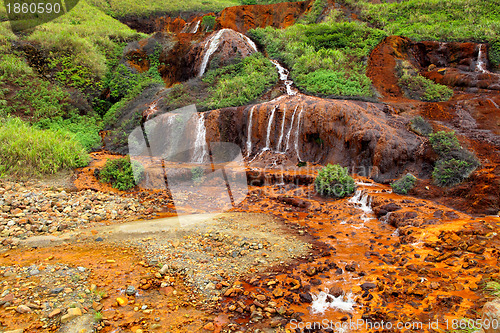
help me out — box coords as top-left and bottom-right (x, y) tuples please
(476, 44), (488, 73)
(310, 288), (355, 315)
(294, 108), (304, 160)
(246, 106), (256, 157)
(276, 105), (287, 152)
(193, 113), (208, 163)
(198, 29), (258, 77)
(191, 20), (200, 34)
(198, 30), (225, 77)
(348, 189), (374, 223)
(263, 105), (278, 151)
(285, 105), (299, 152)
(488, 99), (499, 109)
(270, 60), (297, 96)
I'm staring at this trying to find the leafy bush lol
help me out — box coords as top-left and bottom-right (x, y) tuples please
(191, 166), (204, 183)
(432, 157), (479, 187)
(314, 164), (356, 198)
(249, 20), (386, 98)
(397, 61), (453, 102)
(99, 157), (144, 190)
(428, 131), (480, 187)
(490, 40), (500, 68)
(409, 116), (433, 136)
(35, 115), (103, 151)
(0, 117), (89, 176)
(429, 131), (461, 156)
(391, 173), (417, 194)
(201, 15), (216, 32)
(299, 0), (327, 24)
(202, 53), (278, 108)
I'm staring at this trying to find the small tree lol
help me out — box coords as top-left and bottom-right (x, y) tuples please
(99, 157), (144, 191)
(391, 173), (417, 194)
(201, 15), (216, 32)
(314, 164), (356, 198)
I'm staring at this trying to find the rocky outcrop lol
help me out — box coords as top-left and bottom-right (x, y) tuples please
(368, 36), (500, 98)
(216, 1), (311, 33)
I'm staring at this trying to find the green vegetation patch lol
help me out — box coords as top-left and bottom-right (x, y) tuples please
(201, 15), (216, 32)
(343, 0), (500, 42)
(0, 117), (89, 177)
(202, 53), (278, 109)
(250, 16), (386, 98)
(314, 164), (356, 198)
(35, 115), (103, 151)
(409, 116), (433, 136)
(396, 61), (453, 102)
(429, 131), (480, 187)
(391, 173), (417, 195)
(99, 157), (144, 191)
(86, 0), (238, 18)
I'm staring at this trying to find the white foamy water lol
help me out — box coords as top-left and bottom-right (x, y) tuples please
(276, 105), (287, 151)
(192, 20), (200, 34)
(311, 288), (356, 315)
(198, 30), (225, 77)
(285, 105), (299, 152)
(476, 44), (488, 73)
(488, 98), (499, 109)
(263, 105), (278, 151)
(348, 189), (374, 222)
(198, 29), (257, 77)
(295, 107), (304, 160)
(193, 113), (208, 163)
(246, 106), (256, 157)
(270, 60), (297, 96)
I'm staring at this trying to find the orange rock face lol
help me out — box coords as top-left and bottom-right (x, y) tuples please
(216, 1), (311, 33)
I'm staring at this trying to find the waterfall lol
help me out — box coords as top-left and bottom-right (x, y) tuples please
(270, 60), (297, 96)
(348, 189), (374, 223)
(263, 105), (278, 151)
(198, 29), (258, 77)
(198, 30), (225, 77)
(476, 44), (488, 73)
(294, 108), (304, 160)
(276, 105), (287, 152)
(193, 113), (208, 163)
(246, 106), (256, 157)
(488, 99), (499, 109)
(191, 20), (200, 34)
(285, 105), (299, 152)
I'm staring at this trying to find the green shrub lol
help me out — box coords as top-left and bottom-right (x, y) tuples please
(201, 15), (216, 32)
(99, 157), (144, 191)
(314, 164), (356, 198)
(249, 20), (386, 98)
(0, 117), (89, 176)
(432, 157), (479, 187)
(409, 116), (433, 136)
(428, 130), (480, 187)
(300, 0), (327, 24)
(35, 115), (103, 151)
(391, 173), (417, 194)
(397, 61), (453, 102)
(429, 131), (461, 156)
(202, 53), (278, 108)
(191, 166), (204, 183)
(490, 40), (500, 68)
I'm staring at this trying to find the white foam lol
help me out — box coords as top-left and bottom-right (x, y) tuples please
(311, 288), (356, 315)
